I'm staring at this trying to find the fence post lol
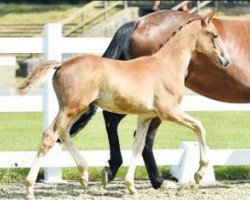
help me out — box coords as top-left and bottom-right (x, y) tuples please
(43, 23), (63, 182)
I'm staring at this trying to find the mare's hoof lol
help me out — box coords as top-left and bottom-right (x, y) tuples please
(125, 180), (137, 195)
(101, 167), (110, 187)
(161, 180), (177, 189)
(194, 171), (203, 184)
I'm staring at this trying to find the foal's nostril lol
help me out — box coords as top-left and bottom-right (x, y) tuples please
(219, 56), (229, 68)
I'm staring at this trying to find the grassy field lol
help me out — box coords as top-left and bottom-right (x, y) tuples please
(1, 111), (250, 151)
(0, 3), (80, 24)
(0, 111), (249, 182)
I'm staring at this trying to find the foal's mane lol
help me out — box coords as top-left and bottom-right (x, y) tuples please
(154, 17), (201, 54)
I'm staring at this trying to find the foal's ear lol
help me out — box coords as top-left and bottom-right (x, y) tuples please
(201, 9), (216, 27)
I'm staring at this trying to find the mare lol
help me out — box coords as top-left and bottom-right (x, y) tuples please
(17, 12), (229, 199)
(70, 9), (250, 189)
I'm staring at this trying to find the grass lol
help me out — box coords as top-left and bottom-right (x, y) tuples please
(0, 111), (250, 182)
(0, 3), (80, 24)
(1, 166), (249, 183)
(1, 111), (250, 151)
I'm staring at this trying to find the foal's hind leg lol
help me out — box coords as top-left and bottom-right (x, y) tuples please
(159, 110), (209, 184)
(25, 111), (71, 200)
(124, 116), (152, 194)
(59, 111), (89, 188)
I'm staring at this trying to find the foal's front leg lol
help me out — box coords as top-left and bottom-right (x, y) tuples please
(124, 116), (151, 194)
(179, 112), (209, 183)
(161, 110), (209, 184)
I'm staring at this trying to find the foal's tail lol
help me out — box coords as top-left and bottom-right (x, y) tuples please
(17, 60), (61, 95)
(68, 21), (136, 137)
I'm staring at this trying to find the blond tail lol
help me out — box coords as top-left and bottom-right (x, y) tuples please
(17, 60), (62, 96)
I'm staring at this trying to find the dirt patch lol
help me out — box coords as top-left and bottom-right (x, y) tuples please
(0, 180), (249, 200)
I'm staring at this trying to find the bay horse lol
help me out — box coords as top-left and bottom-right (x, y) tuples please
(69, 9), (250, 189)
(18, 12), (229, 199)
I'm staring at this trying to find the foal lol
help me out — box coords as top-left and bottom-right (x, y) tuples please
(18, 11), (229, 199)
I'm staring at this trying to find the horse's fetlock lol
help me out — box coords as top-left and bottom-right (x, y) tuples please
(200, 160), (209, 167)
(25, 178), (34, 188)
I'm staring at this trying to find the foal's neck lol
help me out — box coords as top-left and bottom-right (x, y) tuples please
(154, 19), (202, 73)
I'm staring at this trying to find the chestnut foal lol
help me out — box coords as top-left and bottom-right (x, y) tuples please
(18, 12), (229, 199)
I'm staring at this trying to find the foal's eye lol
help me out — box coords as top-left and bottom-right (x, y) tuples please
(212, 34), (218, 39)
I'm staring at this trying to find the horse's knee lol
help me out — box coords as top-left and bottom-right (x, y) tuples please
(40, 130), (58, 154)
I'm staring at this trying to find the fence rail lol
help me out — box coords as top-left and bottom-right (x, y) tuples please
(1, 149), (250, 169)
(0, 24), (249, 183)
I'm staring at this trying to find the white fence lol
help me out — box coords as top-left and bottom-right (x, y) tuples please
(0, 24), (250, 183)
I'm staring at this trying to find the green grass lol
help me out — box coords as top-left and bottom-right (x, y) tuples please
(1, 166), (249, 183)
(1, 111), (250, 151)
(0, 111), (250, 182)
(0, 3), (80, 24)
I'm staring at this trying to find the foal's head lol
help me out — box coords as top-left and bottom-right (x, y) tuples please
(196, 11), (230, 69)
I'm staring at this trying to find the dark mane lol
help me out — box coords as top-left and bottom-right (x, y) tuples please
(153, 17), (201, 54)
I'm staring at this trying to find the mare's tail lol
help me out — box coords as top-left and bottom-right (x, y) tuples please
(102, 21), (135, 59)
(69, 21), (136, 136)
(17, 60), (61, 95)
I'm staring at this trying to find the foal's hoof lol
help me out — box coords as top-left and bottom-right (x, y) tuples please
(80, 178), (88, 189)
(101, 167), (110, 187)
(194, 171), (203, 184)
(125, 180), (137, 195)
(80, 173), (89, 189)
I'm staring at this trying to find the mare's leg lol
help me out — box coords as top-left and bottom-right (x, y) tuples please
(142, 117), (164, 189)
(26, 110), (72, 200)
(102, 111), (126, 185)
(125, 116), (152, 194)
(159, 109), (209, 184)
(69, 104), (98, 137)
